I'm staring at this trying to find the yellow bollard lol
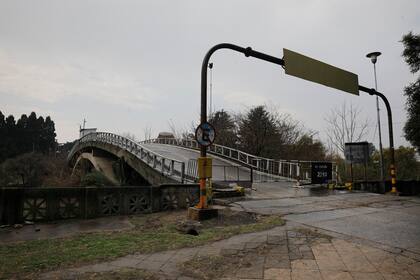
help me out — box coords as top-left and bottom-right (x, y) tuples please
(197, 157), (212, 209)
(345, 182), (352, 191)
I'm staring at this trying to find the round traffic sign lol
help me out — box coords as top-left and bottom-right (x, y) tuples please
(195, 122), (216, 147)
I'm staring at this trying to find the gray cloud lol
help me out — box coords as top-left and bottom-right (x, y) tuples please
(0, 0), (419, 150)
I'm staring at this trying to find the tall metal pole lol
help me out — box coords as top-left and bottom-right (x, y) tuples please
(367, 52), (385, 191)
(199, 43), (284, 208)
(209, 63), (213, 117)
(359, 85), (397, 193)
(374, 63), (385, 189)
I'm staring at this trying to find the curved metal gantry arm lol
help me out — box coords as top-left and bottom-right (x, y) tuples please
(359, 85), (397, 192)
(200, 43), (284, 157)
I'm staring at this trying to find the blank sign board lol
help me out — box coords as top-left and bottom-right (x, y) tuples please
(283, 48), (359, 96)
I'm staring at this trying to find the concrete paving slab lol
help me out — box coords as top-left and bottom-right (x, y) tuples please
(320, 270), (353, 280)
(290, 269), (322, 280)
(350, 272), (385, 280)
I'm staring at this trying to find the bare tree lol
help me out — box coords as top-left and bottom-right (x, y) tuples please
(167, 119), (193, 140)
(121, 132), (137, 141)
(324, 102), (370, 154)
(143, 126), (152, 141)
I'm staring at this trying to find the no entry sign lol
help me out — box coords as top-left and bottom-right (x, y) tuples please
(195, 122), (215, 147)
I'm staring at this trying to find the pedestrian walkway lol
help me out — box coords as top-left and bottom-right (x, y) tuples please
(41, 222), (420, 280)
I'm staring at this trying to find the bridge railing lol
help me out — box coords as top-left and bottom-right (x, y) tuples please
(68, 132), (187, 183)
(141, 138), (337, 183)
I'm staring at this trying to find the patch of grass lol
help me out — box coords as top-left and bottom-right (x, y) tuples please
(0, 211), (284, 279)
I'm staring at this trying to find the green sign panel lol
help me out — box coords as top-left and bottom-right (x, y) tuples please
(283, 48), (359, 95)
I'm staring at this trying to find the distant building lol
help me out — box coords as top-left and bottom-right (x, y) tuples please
(80, 128), (97, 138)
(157, 132), (175, 139)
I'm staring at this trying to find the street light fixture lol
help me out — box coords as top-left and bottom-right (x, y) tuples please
(366, 51), (385, 191)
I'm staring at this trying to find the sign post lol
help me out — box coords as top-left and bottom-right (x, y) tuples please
(345, 142), (370, 187)
(311, 162), (333, 185)
(194, 122), (215, 209)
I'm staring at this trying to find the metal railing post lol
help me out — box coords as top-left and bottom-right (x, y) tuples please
(250, 167), (253, 183)
(289, 163), (292, 179)
(237, 166), (240, 181)
(170, 160), (175, 175)
(297, 162), (300, 179)
(181, 162), (185, 183)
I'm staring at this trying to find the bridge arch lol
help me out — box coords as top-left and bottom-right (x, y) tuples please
(68, 133), (185, 186)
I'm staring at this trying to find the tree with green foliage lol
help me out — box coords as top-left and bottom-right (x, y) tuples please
(285, 134), (327, 161)
(237, 106), (280, 158)
(383, 146), (420, 180)
(401, 32), (420, 151)
(0, 153), (47, 186)
(236, 105), (326, 160)
(208, 110), (237, 147)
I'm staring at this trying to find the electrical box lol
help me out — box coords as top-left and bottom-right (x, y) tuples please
(197, 157), (212, 179)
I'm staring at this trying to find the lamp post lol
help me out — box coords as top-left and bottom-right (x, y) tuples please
(366, 51), (385, 191)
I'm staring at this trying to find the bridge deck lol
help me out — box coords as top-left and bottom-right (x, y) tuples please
(141, 143), (285, 183)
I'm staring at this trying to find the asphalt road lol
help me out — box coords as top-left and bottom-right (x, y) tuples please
(234, 182), (420, 254)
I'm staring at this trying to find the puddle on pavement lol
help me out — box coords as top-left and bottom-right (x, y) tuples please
(307, 186), (349, 196)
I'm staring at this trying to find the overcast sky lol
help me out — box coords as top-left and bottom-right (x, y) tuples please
(1, 1), (419, 151)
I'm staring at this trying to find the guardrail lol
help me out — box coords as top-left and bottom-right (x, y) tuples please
(68, 132), (186, 183)
(141, 138), (337, 183)
(186, 159), (252, 182)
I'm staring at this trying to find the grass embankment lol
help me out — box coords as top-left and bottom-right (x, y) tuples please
(0, 210), (284, 279)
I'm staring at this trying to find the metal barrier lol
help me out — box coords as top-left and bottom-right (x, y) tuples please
(68, 132), (187, 183)
(141, 138), (336, 183)
(186, 159), (251, 181)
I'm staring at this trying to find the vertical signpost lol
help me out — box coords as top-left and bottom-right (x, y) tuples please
(311, 162), (333, 185)
(345, 142), (370, 187)
(195, 122), (215, 209)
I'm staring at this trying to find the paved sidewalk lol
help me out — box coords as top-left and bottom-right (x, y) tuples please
(39, 184), (420, 279)
(41, 223), (420, 280)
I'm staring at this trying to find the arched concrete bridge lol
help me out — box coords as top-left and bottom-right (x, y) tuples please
(68, 132), (326, 186)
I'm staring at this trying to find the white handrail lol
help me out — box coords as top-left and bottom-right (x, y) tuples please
(141, 138), (336, 182)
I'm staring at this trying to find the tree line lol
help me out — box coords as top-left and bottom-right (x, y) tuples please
(0, 111), (57, 163)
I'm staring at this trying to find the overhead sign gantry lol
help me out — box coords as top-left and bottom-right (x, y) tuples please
(191, 43), (397, 218)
